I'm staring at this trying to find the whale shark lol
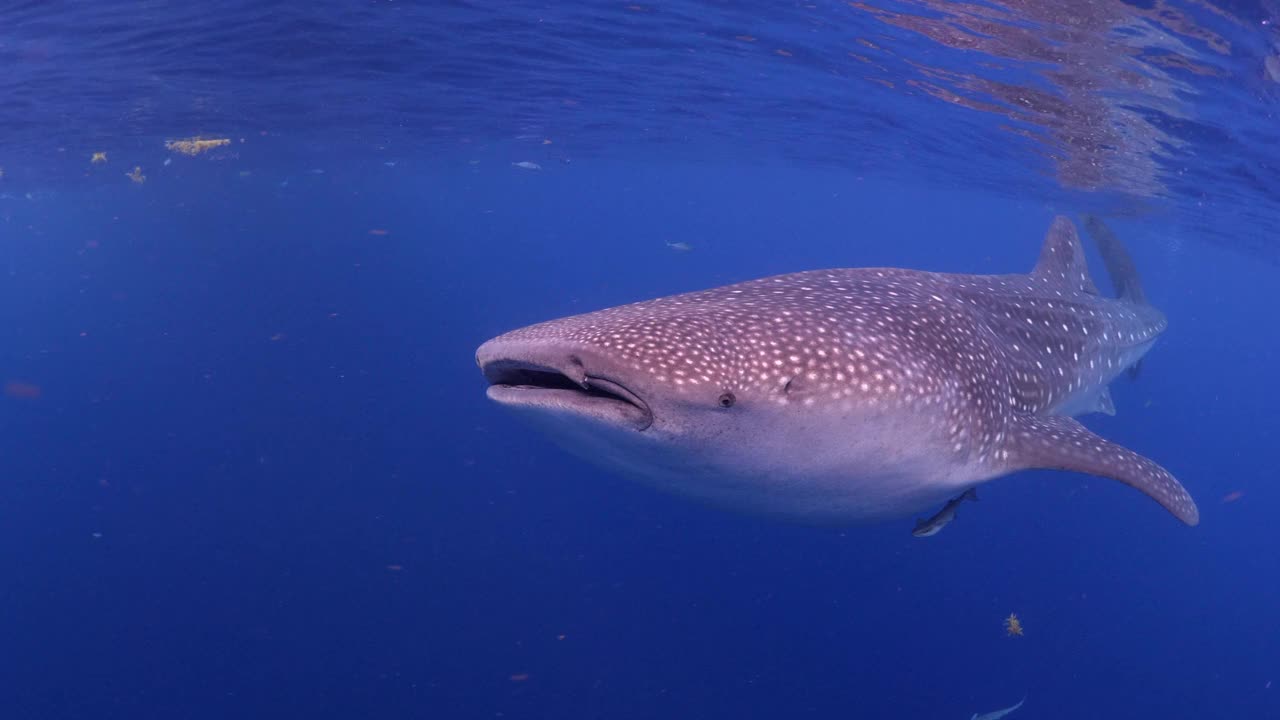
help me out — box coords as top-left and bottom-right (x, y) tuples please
(476, 216), (1198, 527)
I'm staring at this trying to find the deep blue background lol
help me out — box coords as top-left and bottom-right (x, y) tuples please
(1, 1), (1279, 718)
(0, 157), (1274, 719)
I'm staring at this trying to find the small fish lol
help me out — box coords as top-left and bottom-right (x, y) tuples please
(972, 696), (1025, 720)
(512, 161), (542, 171)
(665, 240), (694, 252)
(912, 487), (978, 537)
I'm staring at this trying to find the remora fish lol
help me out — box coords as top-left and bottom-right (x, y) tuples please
(475, 216), (1198, 527)
(972, 696), (1025, 720)
(912, 488), (978, 537)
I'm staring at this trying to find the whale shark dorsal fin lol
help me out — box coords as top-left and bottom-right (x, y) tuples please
(1002, 414), (1199, 525)
(1032, 216), (1099, 296)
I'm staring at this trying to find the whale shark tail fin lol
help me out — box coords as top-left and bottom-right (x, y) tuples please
(1082, 215), (1149, 306)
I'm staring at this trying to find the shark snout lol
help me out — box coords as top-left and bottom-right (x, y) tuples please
(476, 336), (654, 431)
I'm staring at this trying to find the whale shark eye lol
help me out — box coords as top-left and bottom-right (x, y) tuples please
(718, 392), (736, 408)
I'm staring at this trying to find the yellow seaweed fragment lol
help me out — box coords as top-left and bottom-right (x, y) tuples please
(165, 137), (231, 156)
(126, 166), (146, 184)
(91, 152), (107, 164)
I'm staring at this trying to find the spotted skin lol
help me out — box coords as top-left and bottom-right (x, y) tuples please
(477, 216), (1198, 526)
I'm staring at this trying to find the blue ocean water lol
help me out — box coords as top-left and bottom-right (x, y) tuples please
(1, 2), (1278, 718)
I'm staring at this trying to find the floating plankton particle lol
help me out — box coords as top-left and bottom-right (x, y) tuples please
(1004, 613), (1024, 637)
(4, 381), (41, 399)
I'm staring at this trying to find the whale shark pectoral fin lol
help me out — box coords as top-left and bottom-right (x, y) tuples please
(1003, 414), (1199, 525)
(1050, 385), (1115, 417)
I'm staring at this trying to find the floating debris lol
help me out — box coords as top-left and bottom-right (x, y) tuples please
(512, 161), (542, 171)
(126, 166), (146, 184)
(165, 137), (231, 156)
(91, 151), (107, 164)
(1003, 613), (1024, 637)
(368, 229), (389, 236)
(972, 696), (1026, 720)
(1222, 490), (1245, 503)
(3, 381), (41, 399)
(163, 157), (172, 166)
(665, 240), (693, 252)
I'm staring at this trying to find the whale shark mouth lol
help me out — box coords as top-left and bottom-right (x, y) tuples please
(482, 359), (653, 431)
